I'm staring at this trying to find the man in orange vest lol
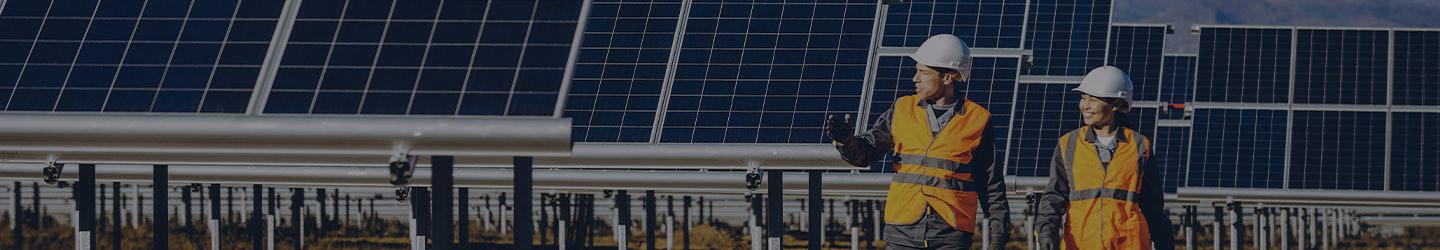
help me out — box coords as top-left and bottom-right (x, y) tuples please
(1036, 66), (1174, 249)
(827, 34), (1010, 250)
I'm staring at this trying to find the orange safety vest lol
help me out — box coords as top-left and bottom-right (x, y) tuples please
(1057, 126), (1153, 249)
(883, 95), (989, 232)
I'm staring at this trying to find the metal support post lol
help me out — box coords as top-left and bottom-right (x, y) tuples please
(432, 156), (455, 250)
(812, 171), (823, 250)
(515, 157), (534, 250)
(210, 184), (221, 250)
(78, 164), (95, 250)
(767, 171), (783, 250)
(153, 166), (168, 250)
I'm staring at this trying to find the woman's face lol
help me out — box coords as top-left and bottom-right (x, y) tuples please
(1078, 94), (1121, 127)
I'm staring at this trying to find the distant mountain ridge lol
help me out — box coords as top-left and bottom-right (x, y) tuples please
(1114, 0), (1440, 53)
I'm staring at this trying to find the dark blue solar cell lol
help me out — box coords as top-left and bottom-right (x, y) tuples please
(1391, 112), (1440, 191)
(96, 0), (145, 17)
(190, 0), (239, 19)
(1154, 126), (1189, 193)
(1024, 0), (1112, 76)
(2, 0), (54, 17)
(1289, 111), (1386, 190)
(1158, 55), (1194, 120)
(1196, 27), (1292, 103)
(1294, 29), (1388, 105)
(1107, 25), (1166, 102)
(1393, 31), (1440, 106)
(659, 0), (875, 143)
(1188, 109), (1287, 188)
(1007, 83), (1082, 177)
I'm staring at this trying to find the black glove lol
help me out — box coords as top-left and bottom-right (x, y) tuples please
(824, 114), (854, 143)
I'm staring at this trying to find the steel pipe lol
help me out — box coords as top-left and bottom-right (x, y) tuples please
(0, 114), (573, 165)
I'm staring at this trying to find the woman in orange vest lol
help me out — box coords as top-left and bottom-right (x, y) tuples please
(827, 34), (1010, 250)
(1036, 66), (1174, 250)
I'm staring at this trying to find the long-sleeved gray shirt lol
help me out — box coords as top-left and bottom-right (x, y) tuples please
(834, 100), (1011, 249)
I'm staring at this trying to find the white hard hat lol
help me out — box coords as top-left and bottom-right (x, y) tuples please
(1073, 66), (1134, 105)
(910, 34), (972, 76)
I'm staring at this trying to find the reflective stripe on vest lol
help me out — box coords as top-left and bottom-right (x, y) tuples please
(891, 172), (973, 192)
(895, 153), (973, 173)
(1068, 188), (1138, 203)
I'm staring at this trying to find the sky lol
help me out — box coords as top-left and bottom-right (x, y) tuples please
(1113, 0), (1440, 53)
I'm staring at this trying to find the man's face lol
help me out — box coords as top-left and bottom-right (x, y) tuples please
(912, 63), (956, 101)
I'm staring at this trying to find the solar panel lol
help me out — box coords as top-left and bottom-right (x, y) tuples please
(1293, 29), (1388, 105)
(1128, 106), (1156, 138)
(0, 0), (283, 112)
(867, 56), (1020, 172)
(1106, 24), (1165, 102)
(1393, 30), (1440, 106)
(1158, 55), (1193, 120)
(263, 0), (582, 116)
(658, 0), (875, 143)
(1154, 126), (1188, 193)
(1195, 27), (1292, 103)
(1391, 112), (1440, 191)
(1007, 82), (1081, 177)
(565, 0), (683, 143)
(1187, 109), (1287, 188)
(1288, 110), (1386, 190)
(1023, 0), (1112, 76)
(881, 0), (1027, 48)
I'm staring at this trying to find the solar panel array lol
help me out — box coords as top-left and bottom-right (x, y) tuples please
(1187, 27), (1440, 191)
(656, 0), (875, 143)
(565, 0), (684, 143)
(1107, 24), (1165, 102)
(0, 0), (283, 112)
(263, 0), (583, 116)
(1158, 54), (1193, 120)
(4, 0), (1440, 193)
(881, 0), (1027, 48)
(1195, 27), (1292, 103)
(1023, 0), (1112, 76)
